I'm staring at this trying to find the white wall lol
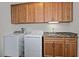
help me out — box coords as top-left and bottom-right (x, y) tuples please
(0, 2), (79, 56)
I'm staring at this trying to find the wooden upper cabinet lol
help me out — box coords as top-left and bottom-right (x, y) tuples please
(11, 3), (28, 24)
(34, 3), (44, 22)
(44, 2), (62, 22)
(18, 4), (28, 23)
(56, 2), (63, 22)
(52, 2), (62, 22)
(28, 3), (35, 22)
(62, 2), (73, 22)
(11, 2), (73, 24)
(44, 2), (53, 22)
(44, 2), (73, 23)
(11, 5), (19, 24)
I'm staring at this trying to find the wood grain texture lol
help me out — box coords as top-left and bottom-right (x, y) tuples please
(11, 5), (19, 24)
(54, 39), (64, 56)
(62, 2), (73, 22)
(34, 3), (44, 22)
(11, 2), (73, 24)
(44, 2), (53, 22)
(64, 38), (77, 57)
(18, 4), (28, 23)
(28, 3), (35, 22)
(43, 37), (77, 57)
(52, 2), (62, 22)
(44, 38), (65, 57)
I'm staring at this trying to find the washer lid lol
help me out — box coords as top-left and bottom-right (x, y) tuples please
(24, 30), (43, 38)
(24, 34), (43, 38)
(4, 33), (24, 38)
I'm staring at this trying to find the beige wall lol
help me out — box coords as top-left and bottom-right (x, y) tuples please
(0, 2), (79, 56)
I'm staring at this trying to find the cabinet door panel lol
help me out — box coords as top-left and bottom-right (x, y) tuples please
(44, 42), (53, 57)
(52, 2), (57, 21)
(64, 43), (70, 57)
(18, 4), (28, 23)
(44, 38), (64, 57)
(28, 3), (35, 22)
(64, 39), (77, 57)
(11, 5), (19, 24)
(65, 43), (77, 57)
(70, 43), (77, 57)
(62, 2), (73, 22)
(34, 3), (44, 22)
(54, 40), (64, 56)
(44, 3), (52, 22)
(56, 3), (62, 22)
(52, 2), (62, 22)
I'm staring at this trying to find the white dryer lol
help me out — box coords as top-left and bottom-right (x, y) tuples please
(24, 31), (43, 57)
(3, 33), (24, 57)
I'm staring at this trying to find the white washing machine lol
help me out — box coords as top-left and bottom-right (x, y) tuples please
(24, 31), (43, 57)
(3, 33), (24, 57)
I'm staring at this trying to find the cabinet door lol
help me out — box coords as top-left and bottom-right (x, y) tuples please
(64, 39), (77, 57)
(52, 2), (62, 22)
(18, 4), (28, 23)
(56, 3), (63, 22)
(34, 3), (44, 22)
(44, 42), (53, 57)
(28, 3), (35, 22)
(62, 2), (73, 22)
(11, 5), (19, 24)
(44, 38), (64, 57)
(54, 39), (64, 57)
(44, 39), (55, 57)
(44, 3), (53, 22)
(70, 43), (77, 57)
(65, 43), (77, 57)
